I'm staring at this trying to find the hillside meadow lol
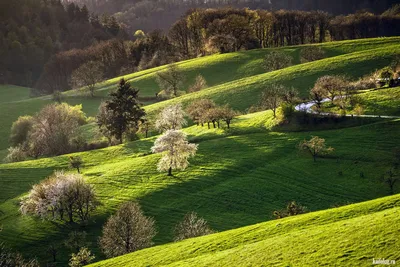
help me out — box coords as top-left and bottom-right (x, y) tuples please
(0, 110), (399, 264)
(0, 37), (399, 155)
(90, 193), (400, 267)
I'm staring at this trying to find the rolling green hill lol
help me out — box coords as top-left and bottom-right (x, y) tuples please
(0, 37), (399, 266)
(0, 110), (399, 264)
(0, 37), (399, 155)
(89, 193), (400, 267)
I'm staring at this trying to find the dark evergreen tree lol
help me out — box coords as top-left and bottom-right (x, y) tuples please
(104, 79), (146, 144)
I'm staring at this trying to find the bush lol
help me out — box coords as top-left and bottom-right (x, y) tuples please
(4, 146), (27, 163)
(9, 116), (34, 147)
(174, 212), (215, 241)
(69, 247), (95, 267)
(188, 75), (207, 93)
(263, 51), (292, 72)
(99, 202), (156, 258)
(273, 201), (308, 219)
(9, 103), (88, 158)
(65, 232), (89, 253)
(300, 46), (326, 63)
(20, 171), (98, 223)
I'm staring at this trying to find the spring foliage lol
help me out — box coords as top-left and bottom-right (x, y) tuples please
(20, 172), (98, 223)
(151, 130), (198, 176)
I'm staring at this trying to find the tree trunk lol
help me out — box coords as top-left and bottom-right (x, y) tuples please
(168, 167), (172, 176)
(227, 121), (230, 129)
(77, 167), (80, 174)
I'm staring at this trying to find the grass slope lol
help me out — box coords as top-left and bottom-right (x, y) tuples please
(0, 111), (399, 264)
(90, 193), (400, 267)
(0, 85), (31, 104)
(0, 37), (399, 153)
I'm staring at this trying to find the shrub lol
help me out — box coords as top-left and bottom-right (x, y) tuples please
(4, 146), (27, 163)
(0, 243), (40, 267)
(300, 46), (326, 63)
(9, 116), (34, 147)
(263, 51), (292, 72)
(174, 212), (215, 241)
(10, 103), (88, 158)
(273, 201), (308, 219)
(20, 172), (98, 223)
(65, 232), (89, 253)
(99, 202), (156, 258)
(69, 247), (95, 267)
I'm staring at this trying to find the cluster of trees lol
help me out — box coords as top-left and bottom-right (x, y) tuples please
(168, 7), (400, 58)
(67, 0), (398, 34)
(20, 171), (98, 223)
(0, 0), (124, 87)
(186, 99), (238, 129)
(33, 4), (399, 95)
(5, 103), (87, 162)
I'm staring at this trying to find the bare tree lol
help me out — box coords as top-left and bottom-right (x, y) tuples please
(156, 64), (185, 97)
(96, 102), (114, 144)
(310, 86), (327, 110)
(383, 168), (398, 195)
(151, 130), (198, 176)
(186, 99), (216, 126)
(298, 136), (334, 162)
(314, 75), (347, 103)
(174, 212), (215, 241)
(188, 74), (208, 93)
(260, 84), (285, 118)
(71, 61), (104, 97)
(263, 51), (292, 72)
(155, 104), (187, 132)
(69, 156), (83, 173)
(99, 202), (156, 258)
(300, 46), (326, 63)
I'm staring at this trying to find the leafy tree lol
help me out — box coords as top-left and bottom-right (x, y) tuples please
(273, 201), (308, 219)
(3, 146), (27, 163)
(20, 172), (98, 223)
(260, 84), (285, 118)
(151, 130), (198, 176)
(69, 156), (83, 173)
(71, 61), (104, 97)
(104, 79), (146, 144)
(139, 117), (154, 138)
(69, 247), (95, 267)
(263, 51), (292, 72)
(174, 212), (215, 241)
(7, 103), (87, 159)
(188, 75), (208, 93)
(99, 202), (156, 258)
(298, 136), (334, 162)
(156, 64), (185, 97)
(155, 104), (187, 132)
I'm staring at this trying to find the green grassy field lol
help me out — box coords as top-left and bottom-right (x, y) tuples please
(0, 110), (399, 265)
(1, 37), (400, 266)
(89, 193), (400, 267)
(0, 37), (399, 156)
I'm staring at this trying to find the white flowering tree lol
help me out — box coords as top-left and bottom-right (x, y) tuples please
(20, 171), (98, 223)
(155, 104), (187, 132)
(151, 130), (198, 176)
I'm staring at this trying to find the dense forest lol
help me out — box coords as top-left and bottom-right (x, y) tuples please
(1, 0), (399, 93)
(0, 0), (125, 87)
(64, 0), (399, 32)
